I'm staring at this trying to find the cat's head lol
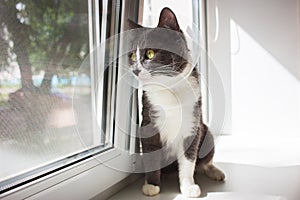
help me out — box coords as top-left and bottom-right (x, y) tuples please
(126, 8), (193, 89)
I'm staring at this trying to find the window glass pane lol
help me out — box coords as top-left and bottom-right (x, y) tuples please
(0, 0), (107, 190)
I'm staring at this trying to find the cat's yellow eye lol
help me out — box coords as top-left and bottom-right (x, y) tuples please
(131, 53), (136, 62)
(145, 49), (155, 59)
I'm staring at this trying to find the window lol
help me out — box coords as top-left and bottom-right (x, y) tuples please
(0, 0), (134, 198)
(0, 0), (219, 199)
(0, 0), (97, 191)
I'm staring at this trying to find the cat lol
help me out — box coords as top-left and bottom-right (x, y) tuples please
(126, 7), (225, 198)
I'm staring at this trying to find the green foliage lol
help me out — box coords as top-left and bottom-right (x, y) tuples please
(1, 0), (89, 76)
(27, 0), (88, 72)
(0, 93), (9, 107)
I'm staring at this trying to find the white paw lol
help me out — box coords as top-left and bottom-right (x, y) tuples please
(180, 184), (201, 198)
(142, 184), (160, 196)
(205, 166), (226, 181)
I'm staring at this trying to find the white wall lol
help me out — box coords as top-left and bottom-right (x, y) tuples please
(207, 0), (300, 135)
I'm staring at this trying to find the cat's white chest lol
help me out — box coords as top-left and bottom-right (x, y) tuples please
(144, 77), (200, 148)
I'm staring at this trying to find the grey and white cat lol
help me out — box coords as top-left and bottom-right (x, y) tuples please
(127, 8), (225, 198)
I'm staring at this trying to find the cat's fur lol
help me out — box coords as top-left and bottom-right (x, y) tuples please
(127, 8), (225, 198)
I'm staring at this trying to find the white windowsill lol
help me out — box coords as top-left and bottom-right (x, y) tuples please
(107, 135), (300, 200)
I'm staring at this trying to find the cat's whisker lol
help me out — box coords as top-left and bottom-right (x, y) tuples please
(154, 62), (182, 69)
(150, 68), (178, 72)
(150, 69), (178, 73)
(150, 71), (179, 76)
(152, 65), (172, 70)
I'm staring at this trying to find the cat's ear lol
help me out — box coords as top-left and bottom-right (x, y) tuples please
(157, 7), (180, 31)
(126, 19), (143, 30)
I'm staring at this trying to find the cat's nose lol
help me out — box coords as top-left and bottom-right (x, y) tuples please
(133, 69), (141, 76)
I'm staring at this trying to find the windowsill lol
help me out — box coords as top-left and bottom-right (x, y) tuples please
(214, 134), (300, 167)
(107, 162), (299, 200)
(106, 135), (300, 200)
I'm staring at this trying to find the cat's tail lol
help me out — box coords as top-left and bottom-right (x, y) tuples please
(197, 123), (215, 165)
(196, 124), (226, 181)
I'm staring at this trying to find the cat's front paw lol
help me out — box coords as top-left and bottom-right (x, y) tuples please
(180, 184), (201, 198)
(142, 184), (160, 196)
